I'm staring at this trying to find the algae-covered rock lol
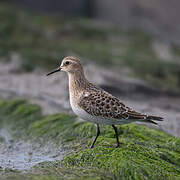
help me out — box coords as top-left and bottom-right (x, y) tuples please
(64, 124), (180, 179)
(0, 99), (180, 179)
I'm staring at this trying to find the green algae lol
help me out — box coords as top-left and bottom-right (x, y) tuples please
(63, 124), (180, 179)
(0, 99), (180, 179)
(0, 99), (41, 137)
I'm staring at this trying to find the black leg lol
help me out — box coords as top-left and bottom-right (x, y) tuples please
(90, 124), (100, 148)
(112, 125), (120, 148)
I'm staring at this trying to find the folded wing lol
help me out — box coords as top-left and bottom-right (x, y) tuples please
(78, 89), (163, 124)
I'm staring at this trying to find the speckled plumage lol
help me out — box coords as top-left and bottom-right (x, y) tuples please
(76, 81), (162, 124)
(47, 56), (163, 148)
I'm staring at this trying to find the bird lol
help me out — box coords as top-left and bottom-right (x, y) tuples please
(46, 56), (163, 148)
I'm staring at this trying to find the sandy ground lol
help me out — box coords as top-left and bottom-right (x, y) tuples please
(0, 129), (63, 170)
(0, 59), (179, 137)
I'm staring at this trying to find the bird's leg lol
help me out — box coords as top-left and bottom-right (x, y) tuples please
(90, 124), (100, 148)
(112, 125), (120, 148)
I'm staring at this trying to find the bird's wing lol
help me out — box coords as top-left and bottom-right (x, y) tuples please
(78, 90), (163, 124)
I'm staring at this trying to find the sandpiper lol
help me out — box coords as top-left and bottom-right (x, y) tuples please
(47, 56), (163, 148)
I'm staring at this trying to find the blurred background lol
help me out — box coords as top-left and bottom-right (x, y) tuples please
(0, 0), (180, 137)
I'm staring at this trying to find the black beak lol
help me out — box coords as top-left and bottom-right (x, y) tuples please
(46, 67), (61, 76)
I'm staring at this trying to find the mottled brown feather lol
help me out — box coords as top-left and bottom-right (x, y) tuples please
(78, 83), (163, 124)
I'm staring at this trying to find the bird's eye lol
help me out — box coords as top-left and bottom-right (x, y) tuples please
(65, 61), (70, 65)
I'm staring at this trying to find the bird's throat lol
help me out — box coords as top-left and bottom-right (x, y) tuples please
(68, 71), (88, 98)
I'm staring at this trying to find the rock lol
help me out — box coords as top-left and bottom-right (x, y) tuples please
(0, 99), (179, 179)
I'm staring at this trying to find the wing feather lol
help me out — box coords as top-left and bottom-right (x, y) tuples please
(78, 89), (163, 124)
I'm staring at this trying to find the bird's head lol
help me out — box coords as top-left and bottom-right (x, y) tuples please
(46, 56), (83, 76)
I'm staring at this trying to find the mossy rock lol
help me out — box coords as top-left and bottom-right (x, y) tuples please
(63, 124), (180, 179)
(0, 99), (180, 179)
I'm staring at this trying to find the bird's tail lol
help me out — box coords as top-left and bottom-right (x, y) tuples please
(145, 115), (163, 125)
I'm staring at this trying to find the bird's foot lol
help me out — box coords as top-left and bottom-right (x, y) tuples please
(90, 144), (94, 148)
(114, 142), (120, 148)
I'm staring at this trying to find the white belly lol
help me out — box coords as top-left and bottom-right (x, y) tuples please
(70, 98), (131, 125)
(70, 99), (100, 123)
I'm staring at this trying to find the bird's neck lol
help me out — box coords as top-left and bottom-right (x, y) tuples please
(68, 70), (88, 98)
